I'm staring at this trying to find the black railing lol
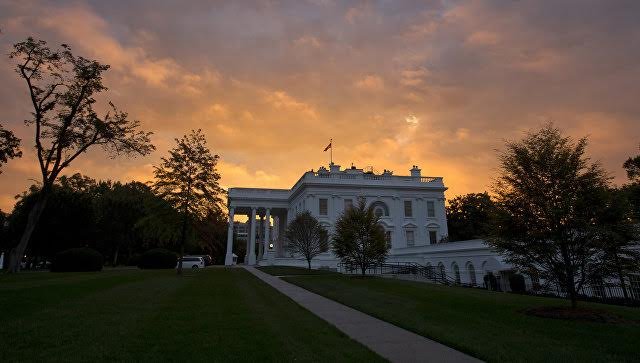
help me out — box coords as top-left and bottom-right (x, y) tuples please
(337, 262), (464, 286)
(530, 283), (640, 305)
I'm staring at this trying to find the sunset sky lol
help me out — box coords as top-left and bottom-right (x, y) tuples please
(1, 0), (639, 212)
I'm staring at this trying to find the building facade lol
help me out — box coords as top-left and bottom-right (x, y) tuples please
(224, 163), (511, 285)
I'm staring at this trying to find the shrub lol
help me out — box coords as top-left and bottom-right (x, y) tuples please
(51, 247), (104, 272)
(484, 272), (498, 291)
(138, 248), (177, 269)
(509, 273), (527, 293)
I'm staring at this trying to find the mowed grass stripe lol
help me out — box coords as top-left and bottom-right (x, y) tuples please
(0, 268), (385, 363)
(283, 274), (640, 363)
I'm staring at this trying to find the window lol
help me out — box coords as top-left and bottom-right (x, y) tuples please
(429, 231), (437, 244)
(404, 200), (413, 217)
(374, 206), (384, 217)
(344, 199), (353, 211)
(452, 262), (461, 284)
(385, 230), (392, 248)
(406, 230), (415, 246)
(467, 263), (477, 286)
(427, 201), (435, 217)
(319, 198), (328, 215)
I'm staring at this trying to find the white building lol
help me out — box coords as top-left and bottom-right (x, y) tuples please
(224, 163), (511, 287)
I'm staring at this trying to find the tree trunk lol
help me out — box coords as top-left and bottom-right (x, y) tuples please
(560, 244), (578, 309)
(7, 194), (49, 273)
(307, 259), (311, 270)
(178, 211), (188, 275)
(112, 245), (120, 267)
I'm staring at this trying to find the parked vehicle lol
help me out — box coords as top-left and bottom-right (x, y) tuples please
(176, 256), (205, 269)
(192, 255), (213, 266)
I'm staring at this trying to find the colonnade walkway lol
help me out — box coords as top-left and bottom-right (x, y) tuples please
(243, 266), (481, 363)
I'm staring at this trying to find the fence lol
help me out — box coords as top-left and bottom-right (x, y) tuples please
(338, 261), (640, 305)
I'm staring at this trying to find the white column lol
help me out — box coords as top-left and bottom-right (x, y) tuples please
(264, 208), (271, 255)
(259, 214), (265, 259)
(224, 207), (235, 265)
(248, 208), (257, 265)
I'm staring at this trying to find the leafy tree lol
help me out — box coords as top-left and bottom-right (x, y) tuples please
(0, 123), (21, 173)
(332, 199), (389, 275)
(489, 124), (610, 308)
(5, 174), (98, 263)
(6, 38), (154, 272)
(623, 144), (640, 182)
(152, 129), (223, 274)
(284, 211), (329, 269)
(592, 188), (640, 300)
(446, 192), (496, 241)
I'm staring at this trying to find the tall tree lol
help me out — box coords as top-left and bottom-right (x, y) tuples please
(0, 123), (22, 173)
(592, 188), (640, 300)
(489, 124), (611, 308)
(332, 198), (389, 275)
(623, 144), (640, 182)
(446, 192), (496, 241)
(152, 129), (223, 274)
(6, 38), (154, 272)
(284, 211), (329, 269)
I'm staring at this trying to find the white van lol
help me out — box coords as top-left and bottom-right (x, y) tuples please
(176, 256), (205, 269)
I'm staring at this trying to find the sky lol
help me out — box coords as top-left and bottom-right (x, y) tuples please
(0, 0), (639, 212)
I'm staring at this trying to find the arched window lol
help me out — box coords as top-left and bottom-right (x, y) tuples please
(370, 201), (389, 217)
(437, 262), (446, 283)
(452, 262), (461, 284)
(466, 262), (477, 286)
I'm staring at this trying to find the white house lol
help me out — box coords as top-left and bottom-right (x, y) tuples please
(224, 163), (511, 286)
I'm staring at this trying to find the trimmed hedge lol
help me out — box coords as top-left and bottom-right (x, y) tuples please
(138, 248), (177, 269)
(51, 247), (104, 272)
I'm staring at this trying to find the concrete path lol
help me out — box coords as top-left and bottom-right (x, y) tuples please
(244, 266), (481, 363)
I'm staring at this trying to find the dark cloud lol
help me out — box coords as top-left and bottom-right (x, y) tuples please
(0, 0), (638, 210)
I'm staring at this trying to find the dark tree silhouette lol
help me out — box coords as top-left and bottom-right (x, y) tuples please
(284, 211), (328, 269)
(6, 38), (154, 272)
(0, 123), (21, 173)
(446, 192), (496, 241)
(489, 124), (610, 308)
(623, 144), (640, 182)
(332, 198), (389, 275)
(152, 129), (223, 274)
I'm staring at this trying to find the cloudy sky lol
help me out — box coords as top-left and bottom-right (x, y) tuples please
(1, 0), (639, 211)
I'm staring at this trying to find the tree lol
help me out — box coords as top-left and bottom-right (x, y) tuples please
(489, 124), (610, 308)
(152, 129), (223, 274)
(446, 192), (496, 241)
(332, 198), (389, 275)
(592, 188), (640, 300)
(6, 38), (154, 272)
(284, 211), (329, 269)
(623, 144), (640, 182)
(0, 123), (22, 173)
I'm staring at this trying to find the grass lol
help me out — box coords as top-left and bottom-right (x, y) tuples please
(258, 265), (339, 276)
(0, 268), (384, 362)
(283, 274), (640, 362)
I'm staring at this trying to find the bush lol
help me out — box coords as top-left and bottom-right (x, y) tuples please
(484, 272), (498, 291)
(509, 273), (527, 293)
(138, 248), (177, 269)
(51, 247), (104, 272)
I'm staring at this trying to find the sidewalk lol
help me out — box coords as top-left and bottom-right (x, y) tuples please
(244, 266), (481, 363)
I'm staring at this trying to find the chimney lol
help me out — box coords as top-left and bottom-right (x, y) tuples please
(410, 165), (421, 177)
(329, 163), (341, 173)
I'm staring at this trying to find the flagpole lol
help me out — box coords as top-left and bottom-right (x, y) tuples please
(330, 138), (333, 165)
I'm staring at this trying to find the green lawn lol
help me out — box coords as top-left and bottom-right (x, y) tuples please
(0, 268), (384, 362)
(283, 274), (640, 362)
(258, 265), (339, 276)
